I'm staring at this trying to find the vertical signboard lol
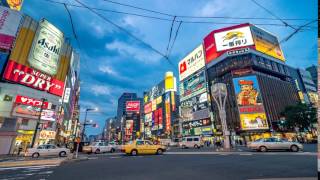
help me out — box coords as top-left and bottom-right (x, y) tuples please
(0, 6), (22, 50)
(158, 108), (163, 129)
(165, 93), (171, 132)
(126, 101), (140, 112)
(232, 75), (269, 130)
(28, 19), (64, 76)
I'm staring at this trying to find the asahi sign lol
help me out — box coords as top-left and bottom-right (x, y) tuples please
(3, 60), (64, 96)
(178, 44), (205, 81)
(28, 19), (64, 76)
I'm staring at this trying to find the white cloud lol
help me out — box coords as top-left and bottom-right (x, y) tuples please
(99, 65), (118, 76)
(90, 85), (111, 96)
(196, 0), (226, 17)
(105, 40), (161, 64)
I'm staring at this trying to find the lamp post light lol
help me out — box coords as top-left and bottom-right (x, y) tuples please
(210, 82), (231, 150)
(81, 108), (98, 141)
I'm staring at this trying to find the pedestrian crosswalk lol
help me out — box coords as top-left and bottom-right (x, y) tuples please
(0, 164), (58, 180)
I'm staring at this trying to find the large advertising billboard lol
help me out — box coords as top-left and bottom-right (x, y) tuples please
(0, 6), (22, 50)
(0, 0), (24, 11)
(178, 44), (205, 81)
(214, 26), (254, 52)
(165, 93), (171, 132)
(126, 101), (140, 112)
(180, 92), (209, 121)
(179, 70), (207, 102)
(144, 81), (165, 103)
(250, 25), (285, 61)
(232, 75), (269, 130)
(3, 60), (65, 96)
(28, 19), (64, 76)
(204, 23), (285, 64)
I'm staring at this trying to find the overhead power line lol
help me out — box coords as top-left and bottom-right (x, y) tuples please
(167, 21), (183, 59)
(102, 0), (313, 21)
(73, 0), (175, 68)
(166, 16), (176, 57)
(250, 0), (297, 30)
(43, 1), (317, 30)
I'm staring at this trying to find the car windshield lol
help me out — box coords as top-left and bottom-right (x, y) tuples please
(90, 142), (99, 146)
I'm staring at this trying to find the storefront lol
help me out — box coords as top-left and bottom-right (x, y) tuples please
(39, 130), (56, 145)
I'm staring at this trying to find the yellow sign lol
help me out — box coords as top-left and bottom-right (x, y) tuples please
(298, 91), (305, 103)
(308, 92), (318, 105)
(16, 134), (32, 142)
(17, 130), (34, 135)
(240, 113), (269, 130)
(39, 130), (56, 140)
(156, 96), (162, 104)
(152, 99), (156, 111)
(165, 71), (175, 92)
(251, 25), (285, 61)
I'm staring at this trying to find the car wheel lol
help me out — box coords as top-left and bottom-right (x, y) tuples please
(110, 148), (115, 153)
(32, 153), (40, 158)
(259, 146), (267, 152)
(95, 149), (101, 154)
(182, 145), (186, 149)
(290, 145), (299, 152)
(194, 144), (199, 149)
(131, 149), (138, 156)
(59, 151), (67, 157)
(157, 149), (163, 155)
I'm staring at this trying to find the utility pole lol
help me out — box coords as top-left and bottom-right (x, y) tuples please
(31, 98), (46, 148)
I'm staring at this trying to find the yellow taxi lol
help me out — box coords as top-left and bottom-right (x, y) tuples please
(121, 140), (167, 156)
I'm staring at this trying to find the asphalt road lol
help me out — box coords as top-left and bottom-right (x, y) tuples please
(0, 144), (317, 180)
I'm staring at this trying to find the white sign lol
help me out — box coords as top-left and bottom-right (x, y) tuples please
(178, 44), (205, 81)
(41, 109), (57, 121)
(214, 26), (254, 52)
(63, 88), (71, 103)
(28, 19), (64, 76)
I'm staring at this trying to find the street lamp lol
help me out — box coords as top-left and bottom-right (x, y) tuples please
(210, 82), (231, 150)
(81, 108), (98, 141)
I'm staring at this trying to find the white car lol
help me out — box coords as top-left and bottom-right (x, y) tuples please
(25, 144), (70, 158)
(179, 136), (204, 149)
(82, 142), (116, 154)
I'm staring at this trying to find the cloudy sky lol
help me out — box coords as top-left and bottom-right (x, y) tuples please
(21, 0), (317, 135)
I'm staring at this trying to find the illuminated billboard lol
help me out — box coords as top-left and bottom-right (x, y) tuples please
(204, 23), (285, 64)
(233, 75), (269, 130)
(179, 70), (207, 102)
(250, 25), (285, 61)
(0, 6), (22, 50)
(178, 44), (205, 81)
(3, 60), (65, 96)
(126, 101), (140, 112)
(28, 19), (64, 76)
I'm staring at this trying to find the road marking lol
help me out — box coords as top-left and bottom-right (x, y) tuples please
(88, 157), (98, 160)
(109, 156), (121, 159)
(0, 164), (58, 171)
(240, 153), (253, 156)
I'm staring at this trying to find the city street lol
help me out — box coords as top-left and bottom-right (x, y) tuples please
(0, 144), (317, 180)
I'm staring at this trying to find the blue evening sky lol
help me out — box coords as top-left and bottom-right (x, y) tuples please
(21, 0), (317, 135)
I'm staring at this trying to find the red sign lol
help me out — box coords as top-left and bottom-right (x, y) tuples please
(144, 102), (152, 114)
(126, 101), (140, 112)
(239, 105), (264, 113)
(165, 101), (171, 132)
(3, 60), (64, 96)
(15, 95), (49, 109)
(203, 23), (255, 64)
(158, 108), (163, 128)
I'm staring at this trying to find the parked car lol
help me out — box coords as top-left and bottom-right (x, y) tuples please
(108, 141), (121, 150)
(25, 144), (70, 158)
(179, 136), (204, 149)
(247, 137), (303, 152)
(82, 142), (116, 154)
(121, 140), (167, 156)
(159, 139), (178, 147)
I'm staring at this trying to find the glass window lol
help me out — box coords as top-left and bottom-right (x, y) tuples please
(99, 143), (104, 146)
(48, 145), (56, 149)
(21, 119), (28, 126)
(145, 141), (153, 145)
(264, 138), (274, 142)
(37, 145), (45, 149)
(193, 138), (199, 141)
(187, 138), (192, 142)
(136, 141), (144, 145)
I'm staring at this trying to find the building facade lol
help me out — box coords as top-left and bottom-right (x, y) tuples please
(0, 7), (80, 154)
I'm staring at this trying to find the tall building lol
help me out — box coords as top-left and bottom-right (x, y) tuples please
(0, 7), (80, 154)
(116, 93), (143, 142)
(306, 65), (317, 87)
(203, 23), (300, 142)
(143, 72), (179, 140)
